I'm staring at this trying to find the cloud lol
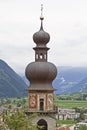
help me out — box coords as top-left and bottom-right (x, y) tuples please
(0, 0), (87, 73)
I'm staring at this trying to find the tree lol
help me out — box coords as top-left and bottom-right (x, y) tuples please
(5, 109), (38, 130)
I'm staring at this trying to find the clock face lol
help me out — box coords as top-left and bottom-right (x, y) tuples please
(29, 95), (36, 108)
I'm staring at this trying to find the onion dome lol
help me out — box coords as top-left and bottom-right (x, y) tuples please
(33, 11), (50, 46)
(25, 61), (57, 90)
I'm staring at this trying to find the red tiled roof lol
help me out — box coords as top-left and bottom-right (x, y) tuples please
(56, 127), (70, 130)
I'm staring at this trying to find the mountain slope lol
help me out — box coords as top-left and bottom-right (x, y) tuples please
(71, 77), (87, 93)
(21, 66), (87, 94)
(0, 59), (27, 97)
(53, 66), (87, 94)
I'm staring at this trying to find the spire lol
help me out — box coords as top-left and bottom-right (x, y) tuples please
(33, 4), (50, 46)
(40, 4), (44, 20)
(40, 4), (44, 30)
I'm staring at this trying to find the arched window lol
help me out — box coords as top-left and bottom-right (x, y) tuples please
(36, 54), (38, 59)
(40, 53), (43, 59)
(37, 119), (47, 130)
(40, 99), (44, 111)
(44, 54), (46, 60)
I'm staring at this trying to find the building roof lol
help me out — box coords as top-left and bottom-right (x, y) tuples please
(56, 127), (70, 130)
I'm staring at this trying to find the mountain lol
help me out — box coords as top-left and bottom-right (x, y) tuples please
(21, 66), (87, 94)
(0, 59), (27, 98)
(71, 77), (87, 93)
(52, 66), (87, 94)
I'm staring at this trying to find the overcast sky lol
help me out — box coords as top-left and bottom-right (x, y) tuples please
(0, 0), (87, 74)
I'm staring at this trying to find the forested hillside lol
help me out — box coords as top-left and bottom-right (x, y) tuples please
(0, 59), (27, 97)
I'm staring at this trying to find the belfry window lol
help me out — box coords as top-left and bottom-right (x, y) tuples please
(40, 99), (44, 111)
(44, 54), (46, 60)
(40, 53), (43, 59)
(36, 54), (38, 59)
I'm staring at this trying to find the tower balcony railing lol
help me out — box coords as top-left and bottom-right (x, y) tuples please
(25, 106), (58, 116)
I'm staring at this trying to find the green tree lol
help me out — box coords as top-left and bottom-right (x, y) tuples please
(5, 109), (38, 130)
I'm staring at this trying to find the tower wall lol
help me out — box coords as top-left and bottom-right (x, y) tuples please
(32, 116), (56, 130)
(28, 90), (54, 111)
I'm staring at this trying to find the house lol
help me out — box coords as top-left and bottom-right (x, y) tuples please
(56, 108), (80, 120)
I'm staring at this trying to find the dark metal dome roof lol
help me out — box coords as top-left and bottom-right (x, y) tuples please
(33, 29), (50, 45)
(33, 15), (50, 46)
(25, 62), (57, 83)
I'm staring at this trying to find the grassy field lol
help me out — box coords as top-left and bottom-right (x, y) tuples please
(1, 94), (87, 109)
(55, 100), (87, 108)
(56, 119), (76, 127)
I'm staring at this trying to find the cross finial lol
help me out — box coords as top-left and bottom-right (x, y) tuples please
(41, 4), (43, 17)
(40, 4), (44, 20)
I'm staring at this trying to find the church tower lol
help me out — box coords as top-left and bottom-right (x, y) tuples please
(25, 5), (57, 130)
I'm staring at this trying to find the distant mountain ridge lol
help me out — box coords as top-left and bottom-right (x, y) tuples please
(71, 77), (87, 93)
(22, 66), (87, 94)
(0, 59), (87, 97)
(53, 66), (87, 94)
(0, 59), (27, 97)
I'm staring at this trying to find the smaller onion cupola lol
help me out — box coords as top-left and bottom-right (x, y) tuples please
(33, 4), (50, 62)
